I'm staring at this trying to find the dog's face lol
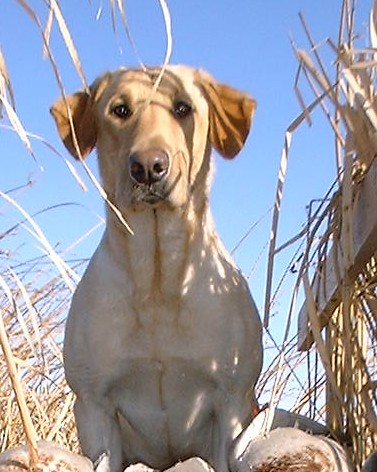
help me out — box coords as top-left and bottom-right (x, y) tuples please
(51, 66), (255, 213)
(94, 67), (212, 212)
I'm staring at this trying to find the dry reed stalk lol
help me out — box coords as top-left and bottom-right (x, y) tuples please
(263, 89), (330, 328)
(0, 277), (39, 469)
(0, 191), (79, 291)
(109, 0), (144, 65)
(0, 70), (37, 165)
(46, 0), (88, 90)
(0, 47), (15, 113)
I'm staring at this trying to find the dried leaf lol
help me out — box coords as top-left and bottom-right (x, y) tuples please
(0, 84), (39, 165)
(115, 0), (143, 65)
(0, 46), (15, 111)
(43, 7), (54, 59)
(370, 1), (377, 50)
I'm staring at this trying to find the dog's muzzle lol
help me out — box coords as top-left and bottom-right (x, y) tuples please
(128, 149), (170, 204)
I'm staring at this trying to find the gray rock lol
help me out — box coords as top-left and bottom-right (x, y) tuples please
(0, 441), (93, 471)
(231, 427), (353, 472)
(125, 457), (214, 471)
(361, 450), (377, 472)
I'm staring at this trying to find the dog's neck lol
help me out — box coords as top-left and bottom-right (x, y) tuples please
(102, 201), (226, 307)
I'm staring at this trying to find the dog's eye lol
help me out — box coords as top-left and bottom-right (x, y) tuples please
(111, 104), (132, 120)
(173, 101), (192, 119)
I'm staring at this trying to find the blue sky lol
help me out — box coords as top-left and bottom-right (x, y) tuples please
(0, 1), (373, 368)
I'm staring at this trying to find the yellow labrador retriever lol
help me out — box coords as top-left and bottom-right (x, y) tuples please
(51, 66), (263, 472)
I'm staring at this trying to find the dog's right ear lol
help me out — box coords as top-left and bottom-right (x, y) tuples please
(50, 74), (110, 159)
(197, 70), (256, 159)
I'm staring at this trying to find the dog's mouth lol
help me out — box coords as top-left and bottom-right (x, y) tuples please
(131, 183), (167, 206)
(119, 172), (183, 211)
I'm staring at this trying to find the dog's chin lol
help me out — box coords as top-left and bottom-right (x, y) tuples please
(115, 184), (186, 213)
(127, 192), (170, 212)
(128, 194), (189, 213)
(141, 193), (165, 205)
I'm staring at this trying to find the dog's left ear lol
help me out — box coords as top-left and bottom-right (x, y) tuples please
(198, 71), (256, 159)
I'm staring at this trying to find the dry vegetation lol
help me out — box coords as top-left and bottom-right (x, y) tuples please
(261, 2), (377, 469)
(0, 1), (376, 471)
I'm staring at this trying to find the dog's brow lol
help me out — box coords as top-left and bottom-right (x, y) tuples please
(116, 69), (188, 99)
(146, 68), (186, 89)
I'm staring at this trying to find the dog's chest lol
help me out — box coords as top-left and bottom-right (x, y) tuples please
(68, 226), (250, 376)
(65, 211), (258, 399)
(95, 260), (242, 363)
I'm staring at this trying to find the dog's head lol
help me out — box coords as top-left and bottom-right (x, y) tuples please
(50, 66), (255, 213)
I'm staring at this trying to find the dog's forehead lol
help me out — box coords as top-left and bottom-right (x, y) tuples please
(103, 66), (203, 101)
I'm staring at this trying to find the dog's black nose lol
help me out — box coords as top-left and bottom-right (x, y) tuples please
(129, 149), (169, 185)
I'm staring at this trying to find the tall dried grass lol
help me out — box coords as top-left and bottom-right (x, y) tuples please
(0, 1), (376, 471)
(263, 1), (377, 469)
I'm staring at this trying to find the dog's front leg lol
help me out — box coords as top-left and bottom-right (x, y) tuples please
(74, 396), (124, 472)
